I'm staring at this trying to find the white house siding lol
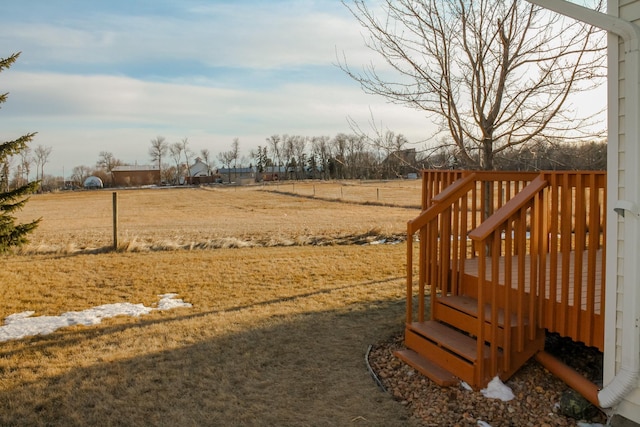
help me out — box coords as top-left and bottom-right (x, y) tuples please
(606, 0), (640, 420)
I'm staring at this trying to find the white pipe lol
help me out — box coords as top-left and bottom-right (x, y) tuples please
(527, 0), (640, 409)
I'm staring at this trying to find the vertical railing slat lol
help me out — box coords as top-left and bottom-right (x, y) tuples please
(560, 173), (572, 335)
(585, 173), (597, 342)
(490, 226), (501, 378)
(406, 231), (413, 324)
(572, 174), (585, 340)
(504, 219), (513, 373)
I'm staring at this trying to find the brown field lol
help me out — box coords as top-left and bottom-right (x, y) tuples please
(15, 180), (421, 253)
(1, 181), (422, 426)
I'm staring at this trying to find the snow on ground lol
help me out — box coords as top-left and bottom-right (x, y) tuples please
(0, 293), (192, 342)
(480, 376), (515, 401)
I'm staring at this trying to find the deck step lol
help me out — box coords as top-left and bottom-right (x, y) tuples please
(394, 349), (458, 386)
(438, 295), (523, 327)
(404, 320), (494, 385)
(407, 320), (485, 361)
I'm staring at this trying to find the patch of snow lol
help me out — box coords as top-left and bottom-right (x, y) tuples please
(577, 423), (605, 427)
(368, 239), (401, 245)
(0, 294), (192, 343)
(460, 381), (473, 391)
(480, 376), (515, 401)
(477, 421), (492, 427)
(156, 293), (192, 310)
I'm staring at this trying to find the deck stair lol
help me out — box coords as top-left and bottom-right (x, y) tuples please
(395, 293), (543, 388)
(398, 171), (607, 389)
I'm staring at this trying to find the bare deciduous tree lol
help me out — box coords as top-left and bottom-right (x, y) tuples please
(232, 138), (241, 166)
(291, 136), (307, 179)
(169, 142), (183, 184)
(266, 135), (281, 169)
(34, 144), (52, 184)
(200, 148), (212, 175)
(340, 0), (606, 170)
(70, 165), (91, 185)
(96, 151), (121, 186)
(19, 146), (31, 186)
(311, 136), (332, 180)
(149, 136), (168, 180)
(179, 138), (192, 179)
(217, 138), (240, 183)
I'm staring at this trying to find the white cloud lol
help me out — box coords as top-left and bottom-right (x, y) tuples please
(3, 2), (371, 73)
(1, 69), (434, 176)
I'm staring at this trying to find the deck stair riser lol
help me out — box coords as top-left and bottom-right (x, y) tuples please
(434, 295), (526, 346)
(403, 320), (499, 386)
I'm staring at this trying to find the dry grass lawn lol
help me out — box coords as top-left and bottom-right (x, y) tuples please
(1, 181), (422, 426)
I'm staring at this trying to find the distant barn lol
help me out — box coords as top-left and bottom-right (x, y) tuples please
(111, 165), (160, 187)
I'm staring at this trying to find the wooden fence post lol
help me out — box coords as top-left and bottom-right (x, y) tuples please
(112, 192), (118, 250)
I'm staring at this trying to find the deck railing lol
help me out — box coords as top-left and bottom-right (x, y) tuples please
(421, 170), (465, 209)
(407, 170), (606, 380)
(407, 171), (539, 322)
(541, 172), (606, 348)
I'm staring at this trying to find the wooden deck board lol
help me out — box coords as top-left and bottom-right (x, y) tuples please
(462, 249), (602, 313)
(409, 321), (481, 361)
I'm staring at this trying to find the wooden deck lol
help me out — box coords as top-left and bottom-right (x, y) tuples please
(463, 250), (603, 313)
(401, 170), (606, 389)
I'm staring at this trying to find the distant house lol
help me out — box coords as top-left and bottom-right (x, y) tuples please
(186, 158), (217, 184)
(188, 158), (210, 178)
(112, 165), (160, 187)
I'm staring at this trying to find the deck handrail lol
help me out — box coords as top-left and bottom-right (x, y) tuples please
(408, 173), (477, 235)
(468, 175), (549, 241)
(406, 173), (478, 323)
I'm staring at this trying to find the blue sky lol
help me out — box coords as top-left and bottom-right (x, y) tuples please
(1, 0), (432, 177)
(1, 0), (606, 178)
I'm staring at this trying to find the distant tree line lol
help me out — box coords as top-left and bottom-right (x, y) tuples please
(1, 132), (607, 192)
(424, 139), (607, 172)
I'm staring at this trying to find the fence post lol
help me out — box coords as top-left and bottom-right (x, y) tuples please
(112, 192), (118, 250)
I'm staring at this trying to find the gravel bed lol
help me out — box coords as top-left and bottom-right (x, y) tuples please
(367, 332), (608, 426)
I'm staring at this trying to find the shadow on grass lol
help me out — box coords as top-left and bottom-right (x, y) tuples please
(0, 284), (413, 426)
